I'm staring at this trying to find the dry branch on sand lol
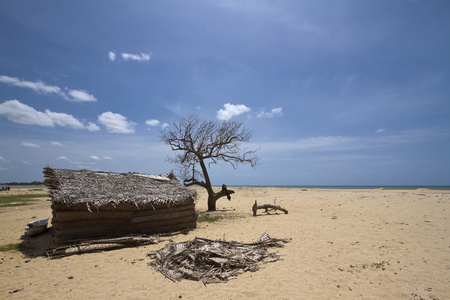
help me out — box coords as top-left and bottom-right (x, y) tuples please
(148, 232), (290, 284)
(45, 235), (160, 259)
(252, 200), (288, 216)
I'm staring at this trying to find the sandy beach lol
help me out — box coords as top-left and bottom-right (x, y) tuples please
(1, 187), (449, 299)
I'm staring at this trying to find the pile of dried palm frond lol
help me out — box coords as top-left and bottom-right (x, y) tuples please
(148, 232), (290, 284)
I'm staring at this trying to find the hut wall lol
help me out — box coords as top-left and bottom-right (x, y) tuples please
(51, 200), (196, 244)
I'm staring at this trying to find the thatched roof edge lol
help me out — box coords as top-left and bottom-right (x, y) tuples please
(43, 167), (197, 208)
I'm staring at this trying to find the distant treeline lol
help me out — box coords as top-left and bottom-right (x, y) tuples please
(1, 181), (44, 186)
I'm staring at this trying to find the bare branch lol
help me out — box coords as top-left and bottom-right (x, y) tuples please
(160, 114), (259, 211)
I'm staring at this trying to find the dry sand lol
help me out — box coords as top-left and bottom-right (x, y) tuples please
(1, 187), (449, 299)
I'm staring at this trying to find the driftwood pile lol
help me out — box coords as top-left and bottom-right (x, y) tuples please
(148, 232), (290, 284)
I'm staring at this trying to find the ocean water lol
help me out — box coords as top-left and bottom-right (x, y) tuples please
(6, 184), (450, 191)
(220, 185), (450, 190)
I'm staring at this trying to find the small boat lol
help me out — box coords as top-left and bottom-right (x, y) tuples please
(25, 218), (49, 237)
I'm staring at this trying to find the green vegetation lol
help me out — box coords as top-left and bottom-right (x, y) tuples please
(372, 261), (388, 270)
(0, 243), (28, 252)
(197, 214), (223, 223)
(0, 181), (43, 186)
(349, 261), (389, 271)
(0, 193), (48, 208)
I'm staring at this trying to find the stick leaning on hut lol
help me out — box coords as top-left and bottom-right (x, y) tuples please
(44, 167), (197, 244)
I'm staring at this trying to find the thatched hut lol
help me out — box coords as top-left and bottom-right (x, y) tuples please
(43, 167), (197, 244)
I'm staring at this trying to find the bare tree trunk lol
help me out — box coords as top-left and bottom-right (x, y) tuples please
(207, 188), (235, 211)
(198, 158), (233, 211)
(207, 193), (217, 211)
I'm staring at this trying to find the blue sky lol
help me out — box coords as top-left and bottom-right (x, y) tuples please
(1, 1), (449, 186)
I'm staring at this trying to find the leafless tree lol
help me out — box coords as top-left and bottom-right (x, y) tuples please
(160, 114), (259, 211)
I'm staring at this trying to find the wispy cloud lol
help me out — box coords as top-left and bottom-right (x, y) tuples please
(21, 142), (40, 148)
(260, 136), (357, 153)
(90, 155), (114, 161)
(0, 155), (10, 170)
(108, 51), (116, 61)
(51, 141), (66, 147)
(0, 156), (9, 171)
(0, 75), (97, 102)
(259, 129), (448, 155)
(0, 100), (54, 126)
(121, 52), (151, 62)
(86, 122), (101, 131)
(44, 110), (86, 129)
(98, 112), (136, 134)
(257, 107), (283, 118)
(66, 89), (97, 102)
(145, 119), (160, 127)
(217, 103), (251, 121)
(0, 75), (61, 94)
(109, 51), (151, 62)
(213, 1), (319, 34)
(145, 119), (169, 129)
(165, 102), (187, 116)
(0, 100), (100, 131)
(56, 156), (95, 168)
(55, 154), (115, 170)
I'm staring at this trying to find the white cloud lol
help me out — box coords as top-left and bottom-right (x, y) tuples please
(165, 102), (186, 116)
(145, 119), (169, 130)
(90, 155), (101, 160)
(108, 51), (116, 61)
(376, 128), (386, 133)
(0, 167), (9, 171)
(0, 75), (62, 94)
(213, 2), (319, 34)
(44, 110), (85, 129)
(0, 75), (97, 102)
(102, 156), (114, 160)
(260, 136), (357, 153)
(257, 107), (283, 118)
(259, 129), (447, 156)
(55, 156), (93, 167)
(0, 100), (99, 131)
(66, 89), (97, 102)
(21, 142), (40, 148)
(22, 160), (32, 165)
(51, 141), (65, 147)
(98, 112), (136, 134)
(0, 156), (7, 162)
(0, 100), (54, 126)
(86, 122), (101, 132)
(145, 119), (160, 127)
(217, 103), (251, 121)
(121, 52), (151, 62)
